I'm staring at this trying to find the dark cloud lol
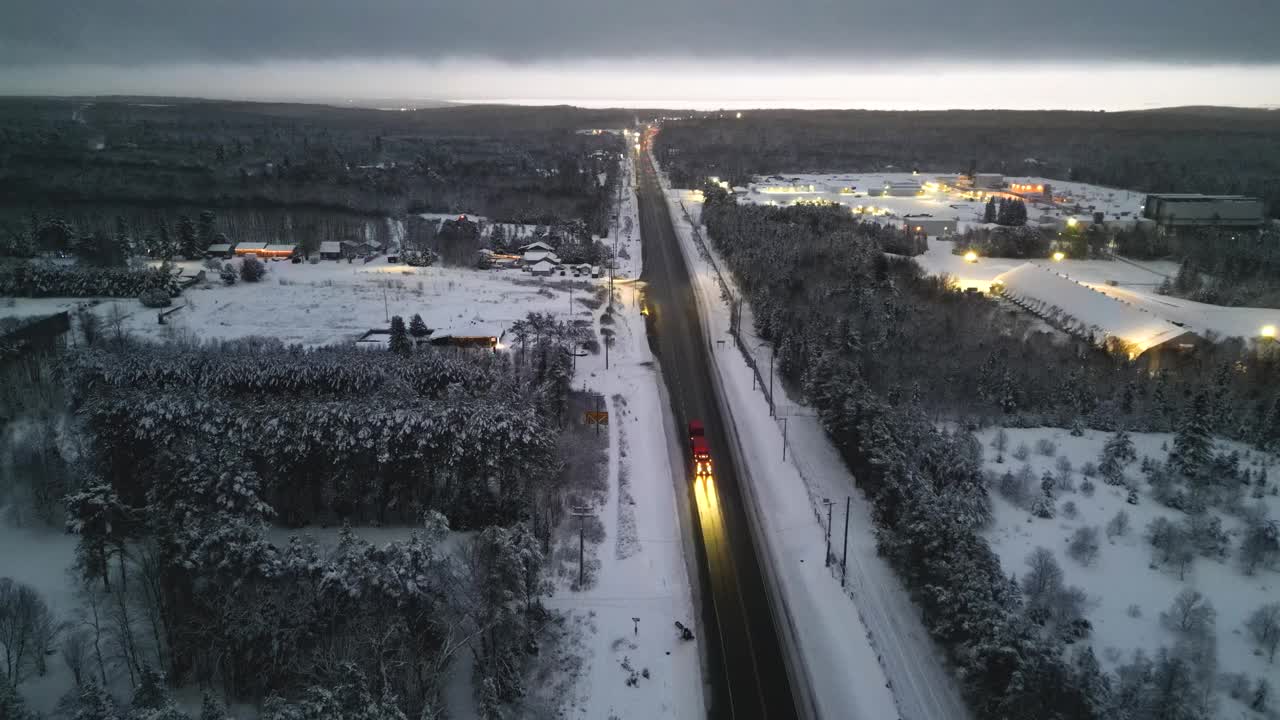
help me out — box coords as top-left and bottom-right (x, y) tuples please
(2, 0), (1277, 66)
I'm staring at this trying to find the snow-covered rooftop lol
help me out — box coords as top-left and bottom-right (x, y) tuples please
(993, 262), (1196, 356)
(318, 241), (342, 254)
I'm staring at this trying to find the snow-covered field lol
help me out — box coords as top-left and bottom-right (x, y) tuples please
(974, 427), (1280, 719)
(661, 159), (966, 719)
(741, 172), (1146, 229)
(4, 257), (614, 348)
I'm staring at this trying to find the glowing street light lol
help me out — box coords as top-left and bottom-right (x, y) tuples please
(1053, 251), (1066, 262)
(1066, 217), (1079, 228)
(1262, 325), (1277, 339)
(963, 250), (979, 263)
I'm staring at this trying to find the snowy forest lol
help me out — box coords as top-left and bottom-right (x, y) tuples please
(698, 186), (1280, 719)
(1, 317), (588, 719)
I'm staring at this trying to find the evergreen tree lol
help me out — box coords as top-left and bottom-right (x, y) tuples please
(177, 216), (199, 259)
(199, 692), (227, 720)
(409, 313), (430, 338)
(131, 663), (172, 712)
(73, 683), (121, 720)
(240, 256), (265, 282)
(196, 211), (217, 249)
(219, 264), (237, 286)
(0, 674), (32, 720)
(1099, 429), (1136, 485)
(983, 197), (997, 224)
(389, 315), (411, 354)
(1170, 391), (1213, 480)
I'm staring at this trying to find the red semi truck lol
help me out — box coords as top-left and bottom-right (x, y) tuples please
(689, 420), (712, 479)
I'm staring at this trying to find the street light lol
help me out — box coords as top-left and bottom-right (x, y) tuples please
(1053, 251), (1066, 262)
(964, 250), (979, 263)
(1066, 217), (1079, 228)
(1261, 325), (1277, 339)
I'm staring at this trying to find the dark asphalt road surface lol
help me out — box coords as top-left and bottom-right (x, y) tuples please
(635, 141), (799, 720)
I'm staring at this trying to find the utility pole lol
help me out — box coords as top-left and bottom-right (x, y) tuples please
(781, 417), (788, 461)
(821, 498), (835, 567)
(571, 506), (593, 588)
(769, 347), (776, 417)
(841, 496), (851, 587)
(383, 288), (390, 323)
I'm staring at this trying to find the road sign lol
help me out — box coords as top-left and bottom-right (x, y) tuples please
(585, 411), (609, 425)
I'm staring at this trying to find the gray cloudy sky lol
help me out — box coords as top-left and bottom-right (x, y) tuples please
(4, 0), (1279, 65)
(2, 1), (1278, 108)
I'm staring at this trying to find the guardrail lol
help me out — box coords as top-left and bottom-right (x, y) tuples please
(675, 200), (776, 417)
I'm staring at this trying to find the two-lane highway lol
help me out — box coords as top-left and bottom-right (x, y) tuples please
(635, 137), (800, 720)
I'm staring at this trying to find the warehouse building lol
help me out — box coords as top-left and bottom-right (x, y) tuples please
(992, 263), (1201, 365)
(1141, 194), (1265, 229)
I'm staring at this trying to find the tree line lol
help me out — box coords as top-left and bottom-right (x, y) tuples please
(698, 185), (1280, 718)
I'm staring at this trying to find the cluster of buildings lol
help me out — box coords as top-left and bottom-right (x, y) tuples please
(505, 241), (601, 278)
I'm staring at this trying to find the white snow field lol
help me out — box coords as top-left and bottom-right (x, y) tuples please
(974, 427), (1280, 720)
(5, 253), (610, 349)
(659, 156), (966, 720)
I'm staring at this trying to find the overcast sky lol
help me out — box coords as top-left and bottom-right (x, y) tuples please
(2, 0), (1278, 109)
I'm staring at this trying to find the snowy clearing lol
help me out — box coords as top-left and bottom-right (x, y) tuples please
(976, 427), (1280, 720)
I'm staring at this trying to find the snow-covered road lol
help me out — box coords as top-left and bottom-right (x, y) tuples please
(543, 155), (706, 719)
(656, 156), (972, 720)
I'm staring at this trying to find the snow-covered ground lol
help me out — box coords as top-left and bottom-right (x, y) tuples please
(974, 427), (1280, 720)
(541, 153), (706, 719)
(3, 257), (611, 348)
(3, 159), (706, 719)
(660, 158), (966, 719)
(740, 172), (1146, 229)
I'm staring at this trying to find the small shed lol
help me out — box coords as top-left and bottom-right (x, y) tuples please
(319, 241), (344, 260)
(530, 260), (556, 276)
(205, 243), (234, 259)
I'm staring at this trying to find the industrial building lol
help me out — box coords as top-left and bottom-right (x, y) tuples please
(974, 173), (1004, 189)
(992, 263), (1201, 363)
(1141, 194), (1265, 229)
(884, 181), (922, 197)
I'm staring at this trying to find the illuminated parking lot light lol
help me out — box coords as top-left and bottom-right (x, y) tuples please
(1053, 251), (1065, 262)
(964, 250), (979, 263)
(1262, 325), (1277, 339)
(1067, 217), (1079, 228)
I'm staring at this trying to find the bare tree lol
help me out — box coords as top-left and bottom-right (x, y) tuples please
(1023, 547), (1063, 602)
(1162, 588), (1216, 637)
(1245, 602), (1280, 664)
(0, 578), (57, 685)
(1106, 510), (1130, 540)
(1068, 526), (1100, 565)
(61, 629), (91, 687)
